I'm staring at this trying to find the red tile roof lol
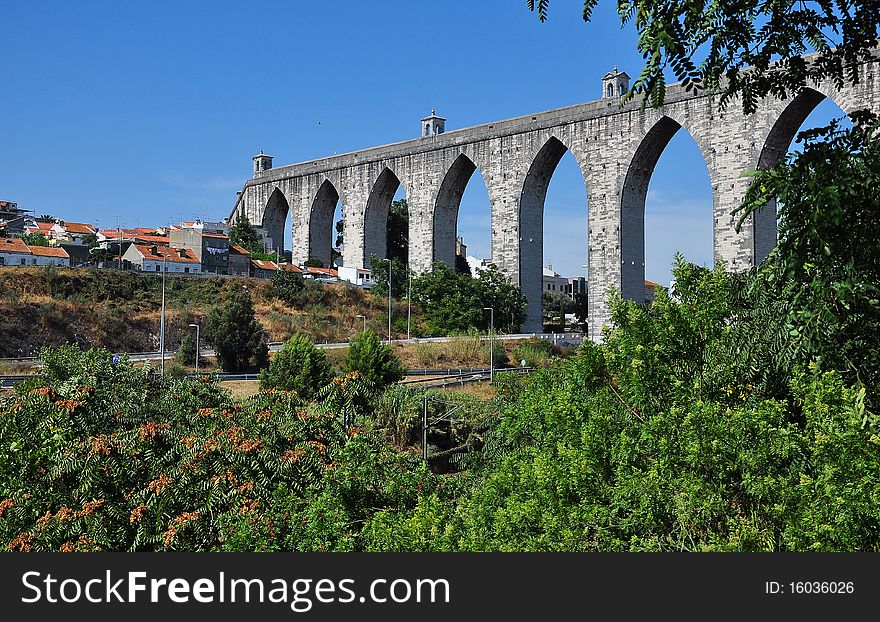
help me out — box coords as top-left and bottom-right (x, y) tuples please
(30, 222), (55, 232)
(0, 238), (31, 254)
(229, 245), (250, 256)
(29, 245), (69, 258)
(305, 266), (338, 277)
(201, 233), (229, 239)
(281, 264), (303, 273)
(131, 244), (200, 263)
(250, 259), (279, 271)
(62, 222), (96, 235)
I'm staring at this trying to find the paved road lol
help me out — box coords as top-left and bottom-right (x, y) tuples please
(0, 332), (590, 366)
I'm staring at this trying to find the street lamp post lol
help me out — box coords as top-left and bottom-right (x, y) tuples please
(407, 265), (412, 340)
(188, 323), (200, 374)
(159, 253), (167, 374)
(355, 314), (366, 333)
(387, 258), (392, 343)
(483, 307), (494, 383)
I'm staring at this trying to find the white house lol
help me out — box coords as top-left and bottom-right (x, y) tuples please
(0, 237), (33, 266)
(542, 265), (569, 295)
(338, 265), (375, 288)
(51, 221), (96, 245)
(28, 245), (70, 267)
(123, 244), (202, 274)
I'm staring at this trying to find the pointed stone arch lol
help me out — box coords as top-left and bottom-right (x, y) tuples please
(363, 166), (403, 266)
(308, 178), (341, 267)
(518, 135), (590, 332)
(262, 187), (290, 257)
(620, 115), (712, 302)
(433, 153), (487, 267)
(751, 87), (855, 261)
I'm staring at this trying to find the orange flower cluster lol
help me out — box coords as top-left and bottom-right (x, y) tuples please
(239, 498), (260, 514)
(8, 532), (35, 552)
(0, 498), (14, 518)
(55, 399), (82, 412)
(148, 474), (173, 495)
(129, 503), (147, 525)
(90, 435), (111, 456)
(138, 421), (170, 442)
(81, 499), (104, 516)
(197, 407), (214, 417)
(281, 448), (306, 463)
(180, 434), (198, 449)
(308, 440), (328, 456)
(237, 438), (262, 453)
(163, 512), (201, 549)
(30, 386), (56, 398)
(236, 481), (254, 494)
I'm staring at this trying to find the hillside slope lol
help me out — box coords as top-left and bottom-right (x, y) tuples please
(0, 267), (420, 357)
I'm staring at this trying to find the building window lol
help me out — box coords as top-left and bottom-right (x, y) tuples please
(184, 267), (189, 273)
(608, 84), (614, 97)
(156, 265), (161, 272)
(20, 258), (26, 265)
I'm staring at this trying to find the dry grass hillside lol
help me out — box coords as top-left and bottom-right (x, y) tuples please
(0, 266), (420, 357)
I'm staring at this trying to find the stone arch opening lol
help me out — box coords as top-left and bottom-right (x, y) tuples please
(262, 187), (289, 259)
(622, 116), (713, 301)
(308, 179), (341, 268)
(520, 136), (589, 333)
(434, 153), (490, 271)
(754, 89), (850, 262)
(363, 167), (404, 267)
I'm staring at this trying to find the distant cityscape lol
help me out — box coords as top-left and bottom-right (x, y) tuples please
(0, 198), (656, 312)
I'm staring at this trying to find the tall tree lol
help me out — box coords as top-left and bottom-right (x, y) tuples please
(228, 213), (266, 256)
(527, 1), (880, 111)
(203, 289), (268, 372)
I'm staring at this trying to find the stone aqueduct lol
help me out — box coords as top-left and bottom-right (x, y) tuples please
(230, 59), (880, 334)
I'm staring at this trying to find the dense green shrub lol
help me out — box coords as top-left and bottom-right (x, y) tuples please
(203, 289), (267, 372)
(176, 335), (196, 366)
(342, 330), (405, 390)
(259, 334), (334, 399)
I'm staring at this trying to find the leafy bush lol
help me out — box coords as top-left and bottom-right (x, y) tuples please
(0, 346), (435, 552)
(176, 335), (196, 366)
(203, 289), (267, 372)
(269, 269), (305, 305)
(411, 262), (526, 335)
(342, 330), (405, 390)
(259, 334), (334, 399)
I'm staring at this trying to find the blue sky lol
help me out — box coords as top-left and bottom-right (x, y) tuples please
(0, 1), (846, 284)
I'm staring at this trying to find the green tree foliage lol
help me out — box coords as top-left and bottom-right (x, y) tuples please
(737, 114), (880, 407)
(527, 1), (880, 111)
(386, 199), (409, 263)
(18, 232), (49, 247)
(543, 291), (571, 328)
(269, 269), (305, 304)
(342, 330), (405, 390)
(303, 258), (324, 268)
(410, 262), (527, 334)
(176, 334), (196, 366)
(203, 289), (267, 372)
(228, 214), (266, 257)
(259, 334), (334, 399)
(368, 255), (409, 299)
(361, 261), (880, 552)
